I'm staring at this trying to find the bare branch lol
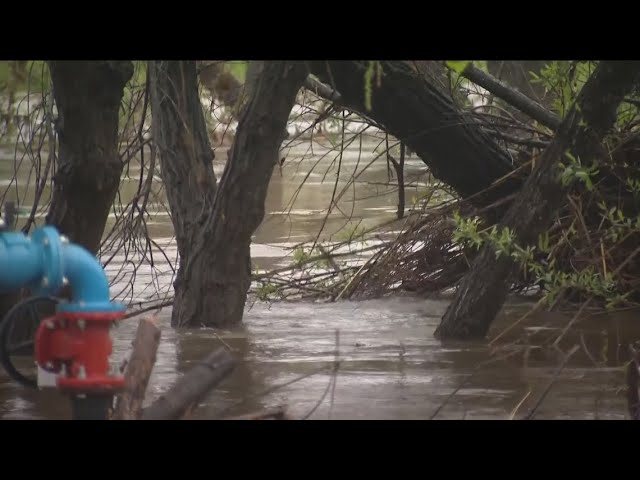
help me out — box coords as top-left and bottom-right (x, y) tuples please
(460, 64), (561, 131)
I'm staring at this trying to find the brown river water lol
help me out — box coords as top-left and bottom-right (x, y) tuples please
(0, 136), (637, 420)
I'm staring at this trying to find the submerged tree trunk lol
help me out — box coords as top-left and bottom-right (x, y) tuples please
(171, 61), (306, 328)
(152, 61), (307, 328)
(308, 61), (521, 207)
(0, 61), (133, 323)
(435, 61), (640, 340)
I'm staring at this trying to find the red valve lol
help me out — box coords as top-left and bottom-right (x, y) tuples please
(34, 311), (125, 395)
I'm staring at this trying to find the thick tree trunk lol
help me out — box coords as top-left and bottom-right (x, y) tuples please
(0, 62), (133, 324)
(244, 61), (264, 99)
(172, 61), (306, 328)
(435, 61), (640, 340)
(149, 61), (222, 328)
(154, 61), (307, 328)
(46, 61), (134, 253)
(307, 61), (520, 206)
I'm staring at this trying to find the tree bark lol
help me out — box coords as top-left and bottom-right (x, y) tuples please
(307, 61), (521, 207)
(0, 62), (133, 324)
(141, 347), (236, 420)
(244, 61), (264, 100)
(435, 61), (640, 340)
(113, 317), (161, 420)
(46, 61), (134, 253)
(148, 61), (217, 262)
(168, 61), (307, 328)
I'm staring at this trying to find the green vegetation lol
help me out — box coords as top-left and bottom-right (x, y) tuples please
(452, 139), (640, 311)
(0, 61), (49, 93)
(226, 61), (248, 83)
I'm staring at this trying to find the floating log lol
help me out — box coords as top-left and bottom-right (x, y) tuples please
(141, 347), (237, 420)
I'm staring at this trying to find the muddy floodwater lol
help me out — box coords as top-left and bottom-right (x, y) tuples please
(0, 137), (637, 420)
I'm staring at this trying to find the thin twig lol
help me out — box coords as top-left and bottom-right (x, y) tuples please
(522, 344), (580, 420)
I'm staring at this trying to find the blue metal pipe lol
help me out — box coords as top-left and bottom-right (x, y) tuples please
(0, 231), (44, 292)
(58, 242), (123, 313)
(0, 226), (124, 314)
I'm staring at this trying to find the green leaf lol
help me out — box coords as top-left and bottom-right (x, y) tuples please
(226, 61), (248, 82)
(363, 61), (381, 111)
(445, 61), (472, 74)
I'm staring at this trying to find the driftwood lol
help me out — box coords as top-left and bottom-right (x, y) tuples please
(141, 347), (237, 420)
(113, 317), (161, 420)
(224, 406), (291, 420)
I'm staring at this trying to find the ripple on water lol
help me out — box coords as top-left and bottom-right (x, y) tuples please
(0, 293), (632, 419)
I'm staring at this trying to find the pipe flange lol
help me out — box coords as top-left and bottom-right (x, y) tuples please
(30, 227), (64, 295)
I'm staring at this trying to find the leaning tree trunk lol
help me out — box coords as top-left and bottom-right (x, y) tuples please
(435, 61), (640, 340)
(151, 61), (307, 328)
(0, 61), (133, 322)
(307, 61), (521, 207)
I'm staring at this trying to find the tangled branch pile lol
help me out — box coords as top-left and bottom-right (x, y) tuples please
(347, 131), (640, 310)
(263, 62), (640, 315)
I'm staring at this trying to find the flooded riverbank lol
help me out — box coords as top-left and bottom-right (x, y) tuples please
(0, 136), (637, 420)
(0, 294), (634, 420)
